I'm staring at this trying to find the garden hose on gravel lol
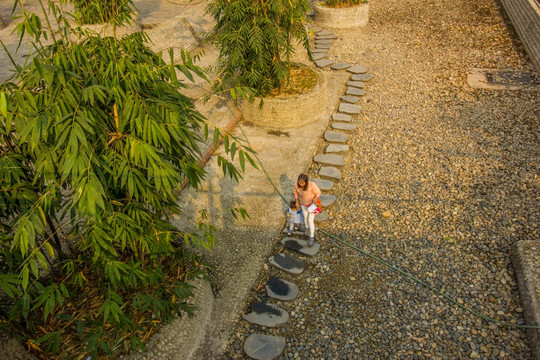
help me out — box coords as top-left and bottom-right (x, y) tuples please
(229, 110), (540, 330)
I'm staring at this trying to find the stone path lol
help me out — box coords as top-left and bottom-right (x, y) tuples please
(243, 26), (374, 360)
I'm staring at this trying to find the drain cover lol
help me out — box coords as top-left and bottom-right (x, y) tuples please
(468, 68), (540, 90)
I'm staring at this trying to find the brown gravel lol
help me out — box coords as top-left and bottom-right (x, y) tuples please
(225, 0), (539, 359)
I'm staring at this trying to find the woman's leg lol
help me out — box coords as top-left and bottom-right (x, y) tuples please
(307, 211), (316, 238)
(301, 205), (309, 234)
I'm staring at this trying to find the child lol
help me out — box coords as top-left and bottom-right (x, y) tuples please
(287, 200), (303, 236)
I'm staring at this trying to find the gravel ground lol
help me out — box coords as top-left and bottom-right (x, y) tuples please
(225, 0), (539, 359)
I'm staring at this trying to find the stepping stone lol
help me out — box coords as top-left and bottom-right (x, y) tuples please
(243, 302), (289, 327)
(324, 131), (348, 143)
(346, 87), (366, 96)
(340, 95), (361, 104)
(311, 178), (334, 190)
(265, 277), (299, 301)
(269, 253), (306, 275)
(331, 122), (356, 132)
(347, 65), (368, 74)
(316, 34), (338, 40)
(315, 43), (331, 49)
(319, 166), (342, 180)
(351, 73), (373, 81)
(317, 30), (335, 36)
(346, 80), (365, 88)
(332, 113), (352, 122)
(281, 237), (320, 256)
(312, 48), (328, 53)
(312, 53), (327, 61)
(320, 194), (337, 207)
(315, 210), (329, 223)
(339, 103), (362, 114)
(310, 27), (324, 33)
(331, 63), (351, 70)
(315, 39), (333, 45)
(244, 334), (286, 360)
(315, 59), (334, 68)
(314, 154), (345, 167)
(325, 144), (350, 154)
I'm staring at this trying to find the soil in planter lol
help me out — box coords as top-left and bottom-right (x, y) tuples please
(268, 65), (318, 96)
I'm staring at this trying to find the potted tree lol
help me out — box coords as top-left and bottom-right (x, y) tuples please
(70, 0), (142, 37)
(314, 0), (369, 28)
(207, 0), (328, 129)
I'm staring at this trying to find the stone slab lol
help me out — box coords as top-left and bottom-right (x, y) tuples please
(244, 334), (286, 360)
(346, 87), (366, 96)
(316, 34), (338, 40)
(312, 53), (327, 61)
(269, 253), (306, 275)
(315, 39), (333, 45)
(319, 194), (337, 207)
(281, 238), (320, 256)
(314, 59), (334, 68)
(351, 73), (373, 81)
(511, 240), (540, 359)
(331, 122), (356, 131)
(346, 80), (365, 88)
(324, 131), (349, 143)
(243, 302), (289, 327)
(315, 210), (329, 222)
(325, 144), (350, 154)
(347, 65), (368, 74)
(331, 63), (351, 70)
(332, 113), (352, 122)
(340, 95), (361, 104)
(319, 166), (342, 180)
(312, 48), (328, 53)
(310, 27), (324, 33)
(311, 178), (334, 190)
(315, 43), (332, 49)
(339, 103), (362, 114)
(265, 277), (299, 301)
(317, 30), (335, 36)
(313, 154), (345, 166)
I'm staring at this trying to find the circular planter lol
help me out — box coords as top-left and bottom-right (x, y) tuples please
(314, 1), (369, 28)
(239, 63), (327, 129)
(80, 17), (142, 38)
(166, 0), (206, 4)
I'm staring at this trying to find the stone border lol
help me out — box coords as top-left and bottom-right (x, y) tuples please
(313, 2), (369, 29)
(511, 240), (540, 360)
(500, 0), (540, 74)
(239, 63), (327, 129)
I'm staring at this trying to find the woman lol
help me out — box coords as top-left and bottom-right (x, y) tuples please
(294, 174), (321, 246)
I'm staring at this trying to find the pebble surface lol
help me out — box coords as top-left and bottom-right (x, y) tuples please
(226, 0), (538, 358)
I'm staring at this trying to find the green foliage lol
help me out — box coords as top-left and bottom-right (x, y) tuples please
(70, 0), (136, 25)
(207, 0), (311, 96)
(0, 0), (256, 357)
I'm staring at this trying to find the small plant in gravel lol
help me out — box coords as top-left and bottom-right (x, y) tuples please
(324, 0), (368, 8)
(0, 0), (255, 358)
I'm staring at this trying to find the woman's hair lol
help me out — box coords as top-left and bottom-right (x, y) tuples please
(289, 200), (297, 209)
(297, 173), (309, 191)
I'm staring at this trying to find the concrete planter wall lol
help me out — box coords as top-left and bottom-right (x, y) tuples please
(314, 2), (369, 28)
(79, 17), (142, 38)
(239, 63), (327, 129)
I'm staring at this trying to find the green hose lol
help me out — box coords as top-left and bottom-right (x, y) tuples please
(227, 104), (540, 330)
